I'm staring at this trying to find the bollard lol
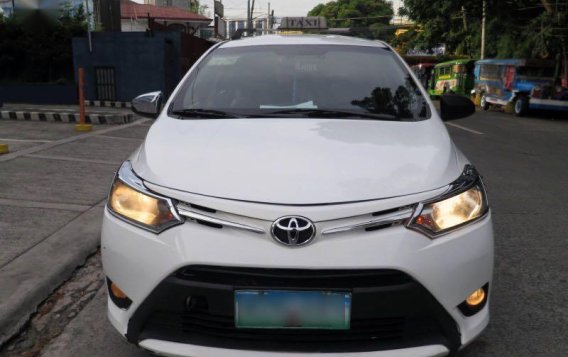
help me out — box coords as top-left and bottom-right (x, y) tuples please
(75, 67), (93, 132)
(473, 93), (481, 107)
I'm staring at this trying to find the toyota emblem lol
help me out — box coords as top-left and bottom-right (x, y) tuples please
(271, 216), (316, 246)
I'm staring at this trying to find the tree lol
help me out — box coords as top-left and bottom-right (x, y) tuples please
(307, 0), (394, 40)
(0, 7), (87, 83)
(398, 0), (567, 63)
(190, 0), (209, 16)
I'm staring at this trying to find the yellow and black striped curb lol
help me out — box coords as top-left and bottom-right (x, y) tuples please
(0, 110), (134, 124)
(84, 100), (132, 108)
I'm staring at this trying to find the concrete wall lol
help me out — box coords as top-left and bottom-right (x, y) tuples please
(121, 19), (148, 32)
(72, 32), (182, 102)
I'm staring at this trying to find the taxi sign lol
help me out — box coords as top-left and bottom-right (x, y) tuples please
(279, 17), (328, 30)
(279, 31), (305, 35)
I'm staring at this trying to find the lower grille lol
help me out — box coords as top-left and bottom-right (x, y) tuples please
(128, 267), (460, 353)
(176, 265), (412, 288)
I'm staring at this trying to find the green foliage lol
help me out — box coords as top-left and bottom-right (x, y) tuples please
(0, 6), (87, 83)
(190, 0), (209, 16)
(308, 0), (394, 40)
(398, 0), (567, 61)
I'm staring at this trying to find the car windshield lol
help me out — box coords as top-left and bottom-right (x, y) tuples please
(170, 45), (430, 121)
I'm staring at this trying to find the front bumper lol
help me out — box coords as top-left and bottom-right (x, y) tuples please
(139, 340), (450, 357)
(125, 266), (459, 353)
(102, 194), (493, 356)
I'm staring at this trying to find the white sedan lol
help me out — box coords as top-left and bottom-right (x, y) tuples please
(102, 34), (492, 356)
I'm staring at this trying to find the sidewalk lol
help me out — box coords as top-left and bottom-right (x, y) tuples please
(0, 103), (134, 125)
(0, 118), (151, 346)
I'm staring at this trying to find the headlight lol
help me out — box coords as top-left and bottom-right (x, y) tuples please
(408, 166), (489, 237)
(107, 161), (183, 233)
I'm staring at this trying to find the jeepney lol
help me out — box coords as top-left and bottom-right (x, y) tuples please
(429, 59), (476, 97)
(473, 59), (568, 116)
(410, 62), (436, 90)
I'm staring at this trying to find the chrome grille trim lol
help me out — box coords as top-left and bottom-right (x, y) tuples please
(321, 208), (414, 235)
(177, 204), (265, 234)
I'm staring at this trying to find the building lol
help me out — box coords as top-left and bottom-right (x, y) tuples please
(120, 0), (211, 36)
(145, 0), (197, 11)
(72, 31), (212, 101)
(225, 17), (268, 39)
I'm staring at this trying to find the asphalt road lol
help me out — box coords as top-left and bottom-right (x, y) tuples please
(9, 109), (568, 356)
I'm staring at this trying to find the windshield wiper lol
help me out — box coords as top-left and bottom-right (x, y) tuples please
(263, 109), (399, 120)
(170, 109), (241, 119)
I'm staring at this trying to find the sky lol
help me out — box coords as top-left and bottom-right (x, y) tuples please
(210, 0), (403, 19)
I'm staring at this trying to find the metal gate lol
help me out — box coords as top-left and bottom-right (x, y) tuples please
(95, 67), (116, 101)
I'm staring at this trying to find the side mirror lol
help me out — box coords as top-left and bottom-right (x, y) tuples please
(440, 94), (475, 121)
(132, 91), (164, 119)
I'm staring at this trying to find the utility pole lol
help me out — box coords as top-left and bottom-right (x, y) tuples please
(85, 0), (93, 52)
(480, 0), (486, 59)
(250, 0), (255, 30)
(462, 6), (468, 55)
(267, 2), (270, 31)
(247, 0), (251, 31)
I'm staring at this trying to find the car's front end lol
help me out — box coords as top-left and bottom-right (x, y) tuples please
(102, 35), (493, 356)
(102, 160), (492, 356)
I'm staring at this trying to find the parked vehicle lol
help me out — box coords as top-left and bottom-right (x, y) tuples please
(429, 59), (476, 97)
(103, 35), (492, 357)
(411, 62), (436, 90)
(473, 58), (568, 116)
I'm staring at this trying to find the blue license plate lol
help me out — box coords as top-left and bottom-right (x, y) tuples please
(235, 290), (351, 329)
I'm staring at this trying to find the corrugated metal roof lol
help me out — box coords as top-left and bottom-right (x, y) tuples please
(120, 0), (211, 22)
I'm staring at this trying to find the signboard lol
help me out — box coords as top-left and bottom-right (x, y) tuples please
(214, 0), (224, 18)
(407, 44), (446, 56)
(279, 17), (327, 30)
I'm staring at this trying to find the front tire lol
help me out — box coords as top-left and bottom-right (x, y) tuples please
(514, 97), (529, 116)
(480, 95), (490, 111)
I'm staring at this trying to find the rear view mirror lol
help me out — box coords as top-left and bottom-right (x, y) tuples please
(132, 91), (164, 119)
(440, 94), (475, 121)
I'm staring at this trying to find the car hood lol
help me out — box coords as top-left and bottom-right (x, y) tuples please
(132, 117), (461, 205)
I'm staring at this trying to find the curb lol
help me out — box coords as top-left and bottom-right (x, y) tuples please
(0, 110), (134, 125)
(85, 100), (132, 109)
(0, 205), (104, 347)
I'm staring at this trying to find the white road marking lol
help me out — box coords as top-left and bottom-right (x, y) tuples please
(446, 122), (484, 135)
(96, 134), (144, 141)
(0, 198), (90, 212)
(0, 138), (53, 143)
(0, 119), (149, 163)
(25, 154), (122, 166)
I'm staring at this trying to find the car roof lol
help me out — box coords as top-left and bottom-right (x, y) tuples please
(475, 58), (556, 68)
(435, 59), (475, 67)
(220, 34), (390, 49)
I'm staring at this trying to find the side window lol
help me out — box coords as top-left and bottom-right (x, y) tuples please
(503, 66), (516, 91)
(480, 65), (500, 80)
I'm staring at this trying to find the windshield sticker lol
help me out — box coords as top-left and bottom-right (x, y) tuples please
(208, 56), (239, 66)
(260, 101), (318, 109)
(295, 62), (318, 72)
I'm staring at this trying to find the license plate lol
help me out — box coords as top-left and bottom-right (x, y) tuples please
(235, 290), (351, 329)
